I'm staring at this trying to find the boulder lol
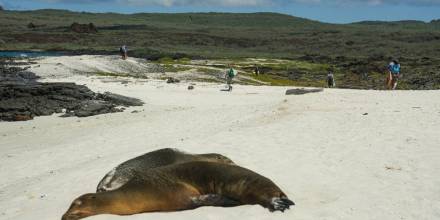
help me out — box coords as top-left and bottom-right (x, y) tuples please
(285, 88), (323, 95)
(97, 92), (144, 106)
(166, 77), (180, 83)
(0, 59), (144, 122)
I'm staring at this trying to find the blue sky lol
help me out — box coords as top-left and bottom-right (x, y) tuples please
(0, 0), (439, 23)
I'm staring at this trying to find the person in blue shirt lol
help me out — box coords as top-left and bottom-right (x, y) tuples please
(386, 60), (401, 90)
(119, 45), (128, 60)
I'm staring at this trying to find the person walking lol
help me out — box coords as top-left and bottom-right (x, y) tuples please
(327, 71), (335, 88)
(119, 45), (128, 60)
(254, 64), (260, 76)
(225, 66), (238, 92)
(386, 60), (401, 90)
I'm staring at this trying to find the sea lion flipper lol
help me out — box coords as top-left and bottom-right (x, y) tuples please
(191, 194), (241, 207)
(96, 168), (133, 192)
(269, 197), (295, 212)
(96, 168), (116, 192)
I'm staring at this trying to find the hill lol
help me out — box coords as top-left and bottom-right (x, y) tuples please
(0, 10), (439, 89)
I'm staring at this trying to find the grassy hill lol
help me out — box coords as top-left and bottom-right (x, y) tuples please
(0, 9), (439, 89)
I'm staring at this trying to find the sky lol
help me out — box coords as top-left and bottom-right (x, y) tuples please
(0, 0), (439, 24)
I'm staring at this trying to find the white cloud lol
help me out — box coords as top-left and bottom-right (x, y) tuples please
(118, 0), (273, 7)
(302, 0), (440, 6)
(36, 0), (273, 7)
(26, 0), (440, 7)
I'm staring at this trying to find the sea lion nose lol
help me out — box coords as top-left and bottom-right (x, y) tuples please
(61, 214), (68, 220)
(61, 213), (76, 220)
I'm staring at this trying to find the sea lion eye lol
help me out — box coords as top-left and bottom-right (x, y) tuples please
(74, 200), (82, 206)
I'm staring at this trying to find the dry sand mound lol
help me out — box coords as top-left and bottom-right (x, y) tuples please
(29, 55), (163, 79)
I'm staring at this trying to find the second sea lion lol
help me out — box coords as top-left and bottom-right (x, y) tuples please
(96, 148), (235, 192)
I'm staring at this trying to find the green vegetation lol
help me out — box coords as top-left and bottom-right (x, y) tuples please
(196, 68), (221, 75)
(252, 74), (300, 86)
(0, 10), (439, 89)
(161, 64), (192, 72)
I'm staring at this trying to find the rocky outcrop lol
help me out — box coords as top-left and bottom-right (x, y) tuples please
(285, 88), (323, 95)
(166, 77), (180, 83)
(0, 59), (143, 122)
(97, 92), (144, 107)
(70, 22), (98, 33)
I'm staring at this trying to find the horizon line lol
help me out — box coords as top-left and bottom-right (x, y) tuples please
(2, 8), (439, 25)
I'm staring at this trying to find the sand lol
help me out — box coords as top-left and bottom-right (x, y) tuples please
(28, 55), (157, 78)
(1, 55), (440, 220)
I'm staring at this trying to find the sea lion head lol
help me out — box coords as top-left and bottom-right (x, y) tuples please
(198, 153), (236, 165)
(62, 193), (100, 220)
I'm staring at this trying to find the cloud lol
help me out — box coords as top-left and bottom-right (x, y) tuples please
(19, 0), (440, 7)
(0, 0), (23, 9)
(32, 0), (273, 7)
(129, 0), (274, 7)
(289, 0), (440, 6)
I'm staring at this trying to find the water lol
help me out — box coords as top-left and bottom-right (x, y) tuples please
(0, 51), (66, 58)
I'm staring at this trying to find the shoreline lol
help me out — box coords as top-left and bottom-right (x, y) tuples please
(3, 55), (438, 90)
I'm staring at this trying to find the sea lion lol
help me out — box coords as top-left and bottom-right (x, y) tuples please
(96, 148), (235, 192)
(62, 161), (294, 220)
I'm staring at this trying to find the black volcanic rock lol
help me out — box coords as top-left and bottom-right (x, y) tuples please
(70, 22), (98, 33)
(285, 88), (323, 95)
(97, 92), (144, 106)
(166, 77), (180, 83)
(0, 59), (143, 121)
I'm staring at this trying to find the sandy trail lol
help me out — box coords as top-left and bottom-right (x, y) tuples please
(1, 56), (440, 220)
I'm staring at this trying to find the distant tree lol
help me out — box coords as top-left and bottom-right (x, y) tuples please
(431, 19), (440, 23)
(70, 22), (98, 33)
(29, 22), (38, 29)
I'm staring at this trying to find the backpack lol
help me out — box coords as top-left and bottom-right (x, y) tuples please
(392, 64), (400, 74)
(228, 69), (237, 78)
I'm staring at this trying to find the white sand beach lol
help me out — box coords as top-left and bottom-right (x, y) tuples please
(1, 55), (440, 220)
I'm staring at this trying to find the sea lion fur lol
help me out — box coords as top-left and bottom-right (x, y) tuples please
(96, 148), (235, 192)
(63, 161), (294, 220)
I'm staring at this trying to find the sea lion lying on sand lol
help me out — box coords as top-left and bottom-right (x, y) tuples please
(62, 161), (294, 220)
(96, 148), (235, 192)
